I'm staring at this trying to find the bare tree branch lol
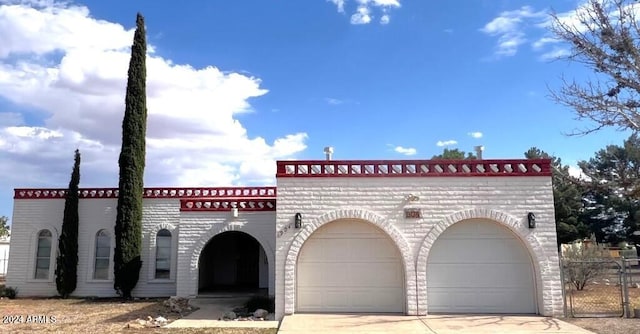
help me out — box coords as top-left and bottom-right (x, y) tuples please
(549, 0), (640, 134)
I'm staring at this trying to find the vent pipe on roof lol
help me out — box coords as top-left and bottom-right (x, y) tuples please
(474, 145), (484, 160)
(324, 146), (334, 161)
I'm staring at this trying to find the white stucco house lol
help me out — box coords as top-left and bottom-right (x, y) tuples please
(6, 158), (563, 320)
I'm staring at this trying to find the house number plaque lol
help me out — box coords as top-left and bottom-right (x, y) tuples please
(404, 208), (422, 219)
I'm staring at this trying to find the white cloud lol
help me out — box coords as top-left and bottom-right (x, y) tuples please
(467, 131), (483, 139)
(328, 0), (346, 13)
(568, 165), (590, 181)
(328, 0), (400, 25)
(480, 6), (547, 57)
(482, 2), (640, 61)
(436, 140), (457, 147)
(351, 5), (371, 24)
(0, 1), (308, 191)
(394, 145), (416, 156)
(531, 36), (559, 50)
(325, 97), (343, 105)
(539, 47), (571, 61)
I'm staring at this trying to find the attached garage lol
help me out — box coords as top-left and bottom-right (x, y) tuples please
(296, 219), (404, 313)
(426, 219), (536, 314)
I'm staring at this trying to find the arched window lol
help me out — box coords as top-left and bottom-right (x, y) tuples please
(155, 229), (171, 279)
(35, 230), (52, 279)
(94, 230), (111, 280)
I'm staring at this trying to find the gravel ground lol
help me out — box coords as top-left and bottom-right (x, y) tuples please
(563, 317), (640, 334)
(0, 297), (276, 334)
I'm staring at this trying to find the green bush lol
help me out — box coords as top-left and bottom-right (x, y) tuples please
(1, 286), (18, 299)
(245, 295), (274, 313)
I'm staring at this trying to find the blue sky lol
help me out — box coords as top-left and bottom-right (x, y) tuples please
(0, 0), (633, 223)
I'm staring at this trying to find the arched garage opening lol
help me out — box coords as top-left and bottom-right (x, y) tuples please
(426, 219), (537, 314)
(198, 231), (269, 294)
(296, 219), (405, 313)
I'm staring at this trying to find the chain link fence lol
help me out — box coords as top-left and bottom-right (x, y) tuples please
(562, 258), (639, 318)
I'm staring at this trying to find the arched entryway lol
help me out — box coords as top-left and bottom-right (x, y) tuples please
(426, 219), (537, 313)
(198, 231), (269, 294)
(296, 219), (405, 313)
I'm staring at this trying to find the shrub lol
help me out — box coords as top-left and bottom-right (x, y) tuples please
(1, 286), (18, 299)
(245, 295), (274, 313)
(562, 242), (612, 291)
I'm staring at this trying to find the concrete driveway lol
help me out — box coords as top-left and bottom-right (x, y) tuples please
(277, 314), (596, 334)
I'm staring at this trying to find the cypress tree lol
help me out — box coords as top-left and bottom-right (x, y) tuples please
(56, 149), (81, 298)
(114, 13), (147, 299)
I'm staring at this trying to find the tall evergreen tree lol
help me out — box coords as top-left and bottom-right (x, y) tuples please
(114, 13), (147, 299)
(0, 216), (9, 238)
(524, 147), (588, 247)
(432, 148), (477, 160)
(56, 149), (81, 298)
(578, 134), (640, 244)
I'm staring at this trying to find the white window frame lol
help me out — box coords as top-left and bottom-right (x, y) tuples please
(27, 226), (58, 283)
(86, 229), (114, 282)
(34, 230), (53, 280)
(93, 230), (111, 280)
(147, 223), (177, 283)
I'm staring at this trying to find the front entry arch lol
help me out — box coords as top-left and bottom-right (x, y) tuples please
(198, 231), (269, 293)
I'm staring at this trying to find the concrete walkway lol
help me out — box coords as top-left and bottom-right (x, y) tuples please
(278, 314), (596, 334)
(166, 297), (279, 329)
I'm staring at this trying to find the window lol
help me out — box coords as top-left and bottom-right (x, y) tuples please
(155, 229), (171, 279)
(94, 230), (110, 280)
(35, 230), (52, 279)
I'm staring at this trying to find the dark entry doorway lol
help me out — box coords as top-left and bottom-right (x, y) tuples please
(198, 231), (267, 293)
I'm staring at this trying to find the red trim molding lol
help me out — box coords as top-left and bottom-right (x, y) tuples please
(180, 198), (276, 211)
(276, 159), (552, 178)
(14, 187), (277, 200)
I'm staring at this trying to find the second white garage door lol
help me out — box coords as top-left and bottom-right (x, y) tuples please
(297, 220), (404, 313)
(426, 219), (536, 314)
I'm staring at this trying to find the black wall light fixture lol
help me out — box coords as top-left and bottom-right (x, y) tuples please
(527, 212), (536, 229)
(295, 213), (303, 228)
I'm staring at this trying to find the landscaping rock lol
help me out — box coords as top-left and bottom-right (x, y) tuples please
(253, 308), (269, 318)
(233, 307), (250, 316)
(163, 296), (192, 313)
(222, 311), (237, 320)
(155, 316), (168, 326)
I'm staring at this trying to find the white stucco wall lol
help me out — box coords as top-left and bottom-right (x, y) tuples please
(176, 211), (276, 298)
(274, 176), (563, 320)
(6, 197), (181, 297)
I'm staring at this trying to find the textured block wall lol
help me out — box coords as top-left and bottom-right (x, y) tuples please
(7, 198), (181, 297)
(274, 176), (563, 320)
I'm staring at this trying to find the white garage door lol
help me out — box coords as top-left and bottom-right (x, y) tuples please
(297, 220), (404, 313)
(427, 220), (536, 314)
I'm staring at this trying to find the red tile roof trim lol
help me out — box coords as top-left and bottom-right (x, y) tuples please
(13, 187), (277, 200)
(276, 159), (552, 178)
(180, 198), (276, 212)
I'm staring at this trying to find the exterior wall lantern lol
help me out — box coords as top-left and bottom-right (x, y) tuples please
(295, 213), (303, 229)
(527, 212), (536, 229)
